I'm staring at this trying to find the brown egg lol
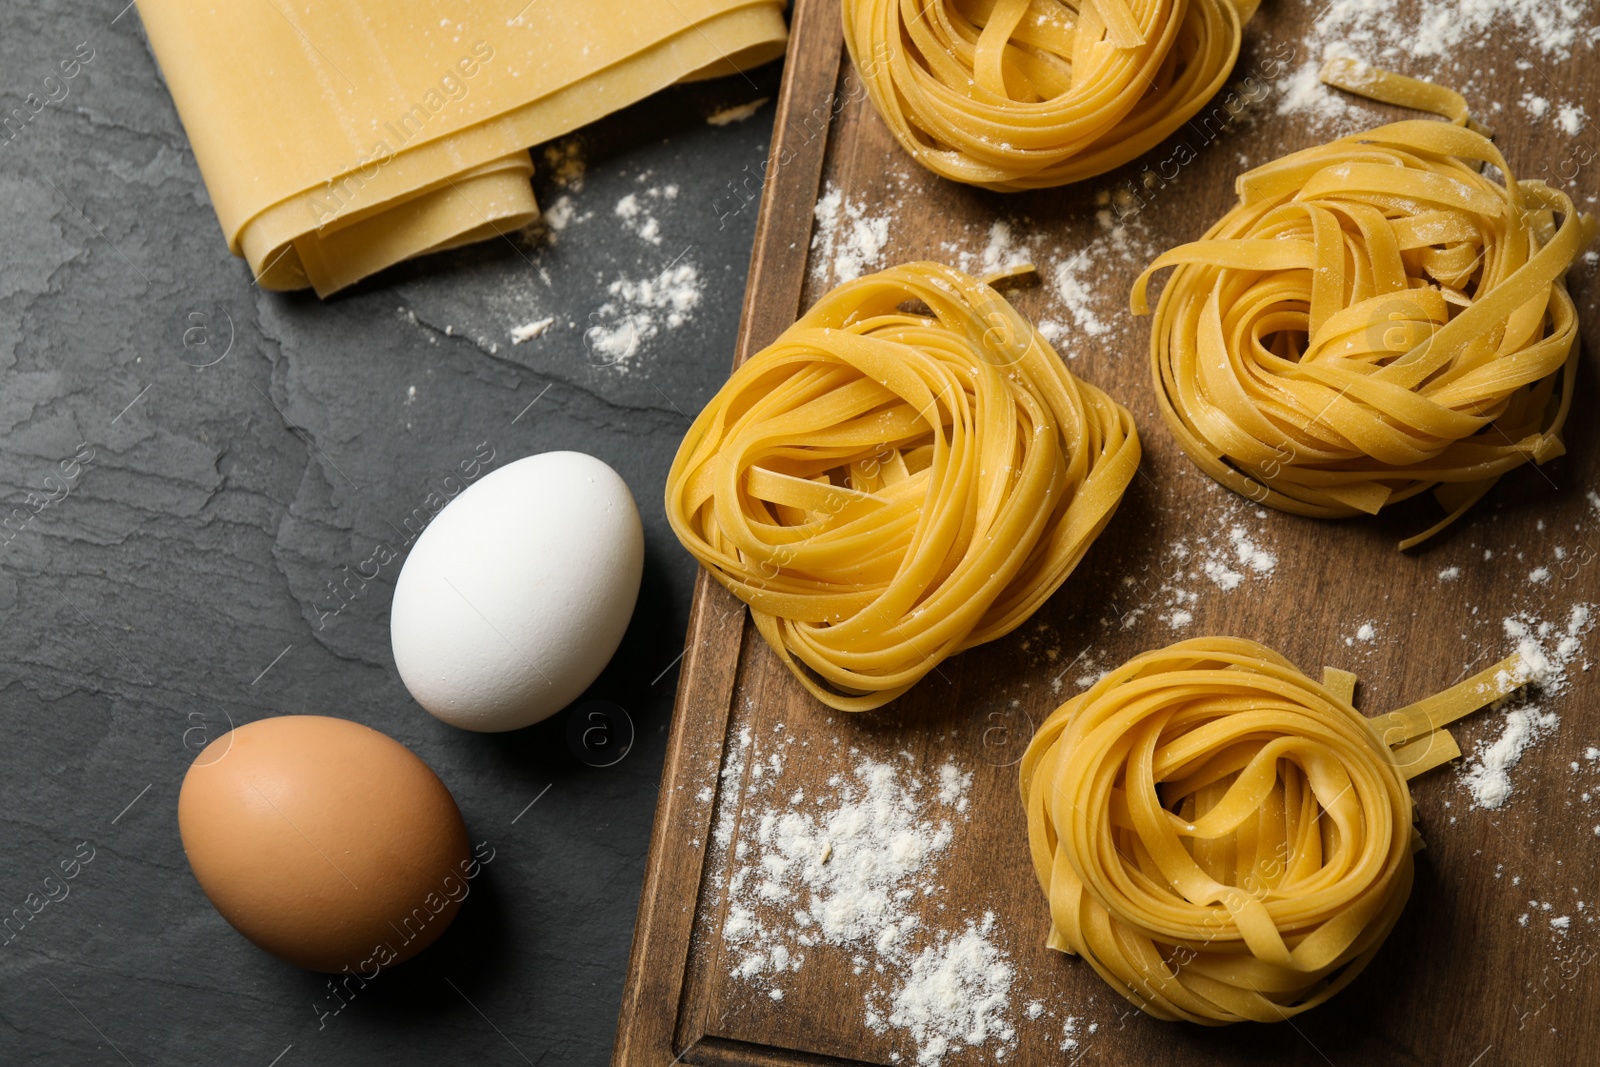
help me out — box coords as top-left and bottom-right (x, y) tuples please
(178, 715), (472, 972)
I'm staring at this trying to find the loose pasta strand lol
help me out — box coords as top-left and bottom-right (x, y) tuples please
(1019, 636), (1527, 1024)
(1134, 62), (1598, 547)
(842, 0), (1259, 189)
(665, 262), (1140, 711)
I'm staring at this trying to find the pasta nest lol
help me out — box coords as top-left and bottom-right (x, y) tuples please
(841, 0), (1257, 189)
(1020, 636), (1521, 1024)
(1134, 118), (1596, 547)
(665, 262), (1139, 711)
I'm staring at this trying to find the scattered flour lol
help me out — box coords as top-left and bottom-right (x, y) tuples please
(1344, 621), (1379, 646)
(978, 220), (1034, 277)
(1060, 494), (1278, 663)
(1201, 559), (1244, 592)
(614, 185), (679, 246)
(1276, 59), (1350, 121)
(1114, 505), (1278, 635)
(585, 260), (702, 369)
(1049, 257), (1110, 339)
(937, 763), (973, 812)
(1501, 604), (1593, 696)
(711, 726), (754, 855)
(718, 745), (1026, 1065)
(1301, 0), (1596, 64)
(1275, 0), (1600, 133)
(883, 914), (1016, 1066)
(541, 195), (579, 235)
(1042, 208), (1156, 357)
(1460, 604), (1595, 810)
(707, 98), (770, 126)
(509, 316), (554, 344)
(1358, 623), (1377, 641)
(812, 183), (892, 285)
(1228, 525), (1277, 575)
(1463, 705), (1561, 810)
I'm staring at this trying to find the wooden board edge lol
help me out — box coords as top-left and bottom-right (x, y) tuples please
(732, 0), (846, 363)
(611, 570), (743, 1067)
(681, 1034), (881, 1067)
(611, 2), (844, 1063)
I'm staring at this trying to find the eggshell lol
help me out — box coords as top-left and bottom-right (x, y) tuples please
(177, 715), (471, 973)
(390, 451), (644, 732)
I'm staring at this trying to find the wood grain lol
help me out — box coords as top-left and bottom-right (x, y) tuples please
(616, 1), (1600, 1063)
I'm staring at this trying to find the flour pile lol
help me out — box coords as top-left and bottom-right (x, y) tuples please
(1461, 605), (1594, 810)
(717, 741), (1022, 1065)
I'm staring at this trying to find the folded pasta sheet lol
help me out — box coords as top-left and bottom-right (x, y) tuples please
(136, 1), (788, 295)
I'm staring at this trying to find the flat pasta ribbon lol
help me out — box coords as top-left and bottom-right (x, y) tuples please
(135, 0), (787, 296)
(665, 262), (1140, 710)
(1133, 64), (1597, 547)
(1020, 636), (1527, 1024)
(841, 0), (1260, 189)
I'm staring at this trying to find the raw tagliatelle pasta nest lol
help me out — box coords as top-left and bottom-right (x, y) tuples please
(1020, 636), (1524, 1024)
(1134, 70), (1597, 547)
(841, 0), (1259, 189)
(664, 262), (1139, 711)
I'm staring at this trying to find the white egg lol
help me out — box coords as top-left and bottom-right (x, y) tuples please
(390, 451), (644, 732)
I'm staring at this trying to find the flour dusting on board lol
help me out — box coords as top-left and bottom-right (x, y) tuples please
(812, 182), (892, 285)
(1460, 605), (1596, 810)
(936, 205), (1158, 355)
(881, 914), (1016, 1065)
(1309, 0), (1596, 61)
(1276, 0), (1600, 137)
(977, 220), (1035, 277)
(1040, 207), (1156, 356)
(1106, 491), (1278, 639)
(713, 729), (1049, 1064)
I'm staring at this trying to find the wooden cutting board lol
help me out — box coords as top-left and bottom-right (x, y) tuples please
(615, 1), (1600, 1063)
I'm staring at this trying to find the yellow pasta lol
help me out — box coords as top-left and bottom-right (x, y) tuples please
(841, 0), (1260, 190)
(665, 262), (1140, 711)
(1134, 64), (1597, 547)
(135, 1), (788, 296)
(1020, 636), (1526, 1024)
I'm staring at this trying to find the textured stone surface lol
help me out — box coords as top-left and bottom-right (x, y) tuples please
(0, 5), (782, 1063)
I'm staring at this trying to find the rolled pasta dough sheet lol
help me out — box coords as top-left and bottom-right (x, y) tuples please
(135, 0), (788, 295)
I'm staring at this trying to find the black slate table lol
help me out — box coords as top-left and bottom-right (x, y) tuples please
(0, 4), (784, 1063)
